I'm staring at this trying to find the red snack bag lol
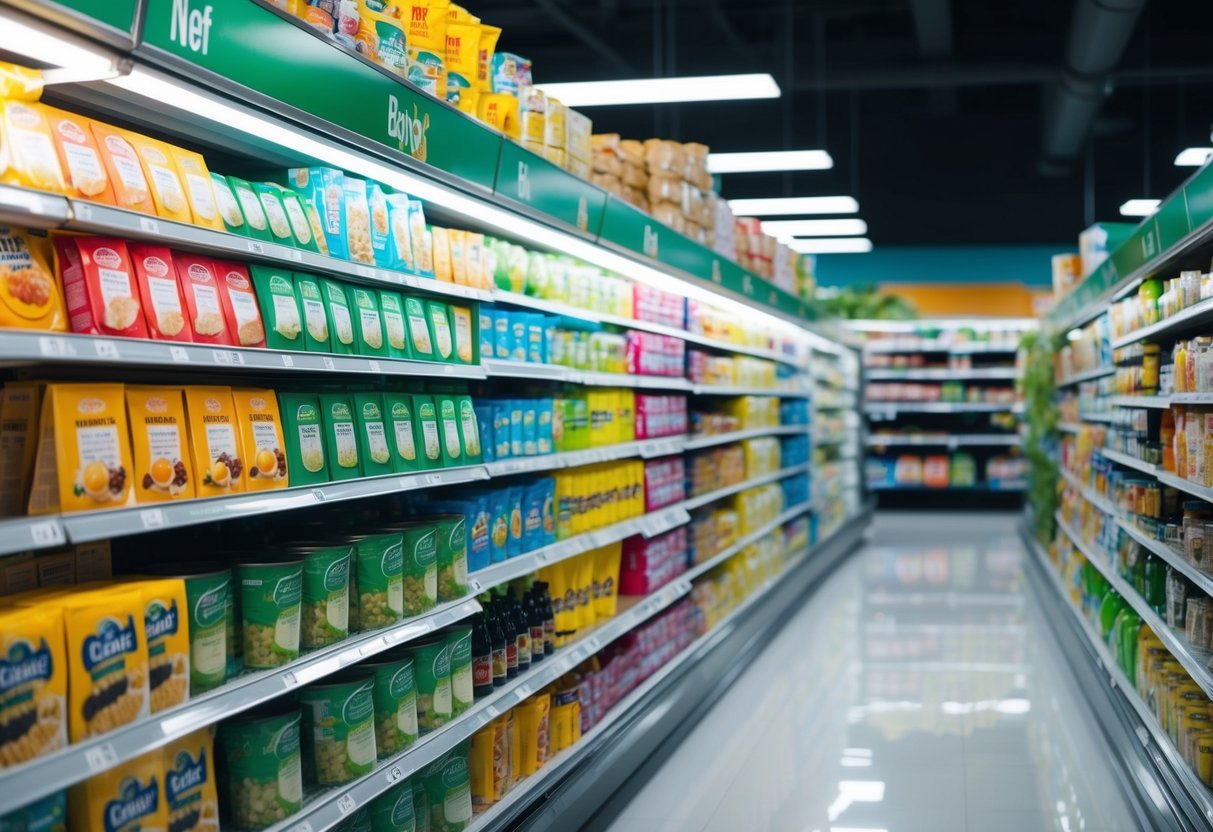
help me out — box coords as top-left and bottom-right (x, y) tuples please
(55, 235), (149, 338)
(128, 243), (194, 342)
(212, 261), (266, 349)
(173, 252), (232, 345)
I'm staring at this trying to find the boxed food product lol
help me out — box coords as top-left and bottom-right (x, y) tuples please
(0, 604), (65, 768)
(124, 131), (192, 223)
(0, 227), (66, 331)
(90, 121), (155, 214)
(183, 386), (246, 497)
(0, 382), (42, 516)
(278, 392), (329, 486)
(125, 386), (195, 502)
(162, 727), (220, 832)
(232, 388), (288, 491)
(69, 748), (165, 831)
(55, 236), (149, 338)
(42, 106), (114, 204)
(213, 261), (266, 348)
(129, 243), (192, 342)
(249, 265), (303, 350)
(173, 253), (232, 345)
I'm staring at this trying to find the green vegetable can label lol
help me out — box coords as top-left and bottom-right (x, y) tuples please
(299, 546), (351, 648)
(369, 779), (416, 832)
(236, 561), (303, 669)
(350, 533), (405, 631)
(410, 639), (452, 733)
(423, 745), (472, 831)
(219, 709), (303, 829)
(181, 569), (229, 694)
(399, 524), (439, 615)
(434, 515), (468, 602)
(299, 676), (377, 786)
(367, 656), (418, 757)
(444, 626), (473, 717)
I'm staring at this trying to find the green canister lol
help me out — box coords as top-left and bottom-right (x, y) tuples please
(349, 531), (405, 632)
(432, 514), (469, 602)
(413, 777), (429, 832)
(422, 742), (472, 832)
(146, 562), (229, 694)
(218, 706), (303, 829)
(364, 654), (419, 757)
(235, 560), (303, 668)
(369, 779), (416, 832)
(444, 626), (473, 717)
(397, 522), (439, 616)
(338, 806), (373, 832)
(292, 544), (352, 648)
(409, 637), (453, 733)
(299, 673), (378, 785)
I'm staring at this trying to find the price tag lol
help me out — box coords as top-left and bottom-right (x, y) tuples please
(516, 683), (532, 698)
(29, 520), (64, 547)
(140, 508), (167, 529)
(337, 794), (357, 816)
(356, 265), (374, 279)
(283, 671), (299, 689)
(139, 217), (160, 234)
(322, 356), (335, 371)
(467, 578), (483, 594)
(586, 637), (601, 653)
(387, 766), (404, 783)
(170, 346), (190, 363)
(212, 350), (231, 365)
(85, 742), (118, 772)
(484, 704), (499, 718)
(93, 339), (119, 359)
(398, 477), (418, 490)
(425, 474), (443, 486)
(535, 550), (550, 564)
(287, 249), (304, 262)
(367, 360), (381, 373)
(312, 489), (327, 502)
(38, 336), (73, 357)
(74, 202), (94, 221)
(247, 240), (265, 255)
(287, 823), (313, 832)
(281, 354), (294, 368)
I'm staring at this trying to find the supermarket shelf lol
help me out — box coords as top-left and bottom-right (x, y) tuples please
(0, 182), (70, 227)
(59, 465), (490, 545)
(0, 516), (67, 556)
(865, 367), (1019, 381)
(867, 482), (1026, 492)
(1100, 448), (1162, 477)
(813, 432), (850, 446)
(1054, 513), (1213, 699)
(1114, 518), (1213, 599)
(481, 359), (579, 382)
(1023, 525), (1213, 826)
(863, 340), (1019, 355)
(681, 500), (813, 583)
(0, 596), (481, 815)
(1171, 392), (1213, 405)
(1109, 395), (1172, 409)
(0, 330), (487, 379)
(1058, 422), (1081, 434)
(812, 395), (858, 410)
(1059, 467), (1118, 516)
(261, 579), (693, 832)
(1156, 469), (1213, 506)
(1079, 411), (1114, 423)
(466, 504), (692, 594)
(692, 383), (810, 398)
(1111, 297), (1213, 349)
(865, 433), (1021, 447)
(1057, 366), (1116, 386)
(484, 436), (687, 478)
(682, 424), (806, 451)
(682, 462), (811, 511)
(863, 401), (1023, 414)
(481, 360), (698, 390)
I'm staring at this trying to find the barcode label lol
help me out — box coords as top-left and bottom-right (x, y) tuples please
(367, 360), (381, 373)
(337, 793), (356, 815)
(426, 474), (443, 485)
(93, 339), (119, 359)
(281, 354), (294, 367)
(322, 357), (335, 370)
(38, 336), (72, 357)
(170, 346), (190, 363)
(399, 477), (418, 490)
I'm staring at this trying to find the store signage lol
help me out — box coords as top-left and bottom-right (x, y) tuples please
(494, 141), (605, 233)
(16, 0), (142, 42)
(169, 0), (213, 55)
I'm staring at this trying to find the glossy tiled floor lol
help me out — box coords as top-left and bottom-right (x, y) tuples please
(605, 512), (1140, 832)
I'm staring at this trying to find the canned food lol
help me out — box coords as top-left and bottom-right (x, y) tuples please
(235, 560), (303, 668)
(292, 544), (352, 648)
(369, 779), (416, 832)
(398, 522), (439, 616)
(422, 742), (472, 832)
(218, 706), (303, 829)
(433, 515), (468, 602)
(364, 653), (419, 757)
(410, 637), (452, 733)
(146, 562), (230, 694)
(349, 532), (405, 631)
(444, 626), (473, 718)
(299, 673), (378, 785)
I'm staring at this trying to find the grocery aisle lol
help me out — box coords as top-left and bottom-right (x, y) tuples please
(601, 512), (1141, 832)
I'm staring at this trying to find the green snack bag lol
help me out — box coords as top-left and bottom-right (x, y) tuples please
(279, 188), (322, 253)
(405, 296), (436, 360)
(383, 392), (420, 473)
(295, 273), (332, 352)
(456, 395), (482, 464)
(322, 278), (356, 355)
(378, 290), (410, 360)
(427, 301), (455, 363)
(278, 392), (329, 485)
(252, 181), (297, 247)
(211, 172), (247, 236)
(347, 285), (388, 357)
(436, 395), (464, 466)
(250, 266), (304, 351)
(353, 392), (394, 477)
(319, 393), (361, 480)
(227, 176), (273, 241)
(412, 395), (443, 469)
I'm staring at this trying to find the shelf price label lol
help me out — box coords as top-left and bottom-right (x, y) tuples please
(29, 520), (65, 548)
(85, 742), (119, 772)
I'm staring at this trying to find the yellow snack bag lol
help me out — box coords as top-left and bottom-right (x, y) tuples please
(476, 26), (501, 91)
(90, 121), (155, 215)
(26, 383), (135, 515)
(58, 586), (150, 741)
(516, 694), (550, 776)
(124, 131), (192, 223)
(593, 542), (620, 621)
(448, 228), (467, 285)
(231, 388), (288, 491)
(42, 106), (116, 204)
(575, 549), (594, 631)
(464, 232), (485, 288)
(444, 22), (481, 109)
(0, 61), (44, 101)
(0, 605), (67, 769)
(0, 227), (66, 332)
(405, 0), (450, 98)
(162, 727), (219, 832)
(183, 386), (245, 498)
(168, 146), (224, 230)
(0, 100), (65, 193)
(0, 382), (43, 516)
(478, 93), (520, 141)
(70, 748), (166, 832)
(431, 225), (453, 282)
(125, 386), (195, 502)
(133, 579), (190, 714)
(470, 724), (494, 811)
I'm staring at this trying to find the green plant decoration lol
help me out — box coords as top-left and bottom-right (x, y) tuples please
(1019, 329), (1060, 543)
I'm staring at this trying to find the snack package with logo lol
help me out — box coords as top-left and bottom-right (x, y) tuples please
(0, 790), (66, 832)
(90, 121), (155, 214)
(322, 277), (357, 355)
(277, 187), (322, 253)
(42, 106), (115, 204)
(55, 236), (149, 338)
(301, 197), (329, 256)
(352, 392), (393, 478)
(0, 227), (66, 331)
(298, 674), (377, 785)
(226, 176), (273, 242)
(249, 265), (304, 350)
(124, 131), (192, 223)
(478, 93), (520, 141)
(26, 383), (135, 514)
(367, 182), (392, 268)
(68, 748), (165, 832)
(444, 17), (480, 111)
(407, 200), (434, 276)
(455, 395), (482, 464)
(411, 395), (443, 469)
(378, 290), (410, 360)
(404, 296), (436, 360)
(216, 707), (302, 829)
(251, 182), (296, 248)
(448, 229), (468, 286)
(405, 0), (450, 97)
(278, 392), (329, 486)
(128, 244), (193, 342)
(347, 285), (387, 357)
(381, 392), (420, 474)
(209, 172), (246, 235)
(173, 253), (233, 345)
(132, 579), (190, 713)
(435, 395), (464, 466)
(0, 605), (66, 770)
(430, 226), (452, 283)
(0, 100), (65, 194)
(167, 146), (223, 231)
(293, 273), (331, 352)
(384, 194), (415, 273)
(449, 305), (475, 364)
(125, 386), (195, 502)
(213, 261), (267, 348)
(343, 177), (375, 265)
(357, 4), (408, 76)
(427, 301), (455, 362)
(0, 382), (42, 516)
(232, 388), (288, 491)
(162, 727), (220, 832)
(287, 167), (348, 260)
(422, 742), (472, 831)
(319, 393), (361, 480)
(183, 386), (246, 497)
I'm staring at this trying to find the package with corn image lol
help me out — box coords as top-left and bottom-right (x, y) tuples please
(131, 579), (190, 714)
(0, 605), (67, 770)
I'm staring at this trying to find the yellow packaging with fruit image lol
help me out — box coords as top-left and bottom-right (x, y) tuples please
(26, 383), (135, 515)
(183, 386), (246, 497)
(124, 386), (195, 502)
(0, 227), (66, 332)
(0, 604), (67, 769)
(231, 388), (288, 492)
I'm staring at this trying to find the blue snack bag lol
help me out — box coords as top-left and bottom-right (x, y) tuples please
(505, 486), (524, 559)
(509, 313), (528, 362)
(493, 311), (512, 359)
(509, 401), (524, 457)
(522, 403), (537, 456)
(526, 314), (546, 364)
(493, 403), (511, 459)
(474, 404), (496, 463)
(522, 480), (545, 552)
(537, 399), (554, 455)
(479, 306), (495, 359)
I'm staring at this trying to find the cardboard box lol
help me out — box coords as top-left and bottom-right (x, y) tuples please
(74, 540), (112, 582)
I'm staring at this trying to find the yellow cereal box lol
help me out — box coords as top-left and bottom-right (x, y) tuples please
(70, 748), (166, 832)
(0, 382), (43, 516)
(123, 131), (192, 224)
(0, 605), (66, 770)
(162, 727), (219, 832)
(231, 388), (288, 492)
(0, 100), (66, 193)
(26, 383), (135, 515)
(134, 579), (190, 714)
(57, 586), (149, 742)
(168, 146), (224, 231)
(125, 386), (196, 502)
(182, 387), (246, 498)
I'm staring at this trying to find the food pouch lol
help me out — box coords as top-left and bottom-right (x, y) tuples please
(427, 301), (455, 361)
(232, 388), (289, 490)
(367, 182), (391, 268)
(124, 131), (191, 223)
(214, 261), (267, 348)
(378, 290), (409, 359)
(252, 182), (295, 247)
(448, 229), (467, 286)
(183, 386), (246, 497)
(347, 285), (387, 357)
(42, 106), (114, 204)
(352, 392), (393, 477)
(133, 579), (190, 713)
(430, 226), (452, 282)
(294, 272), (331, 351)
(55, 236), (148, 338)
(226, 176), (272, 242)
(210, 172), (246, 235)
(173, 253), (233, 345)
(277, 188), (321, 253)
(0, 101), (65, 194)
(343, 177), (375, 265)
(167, 146), (224, 230)
(478, 94), (519, 141)
(385, 194), (415, 273)
(322, 277), (356, 355)
(456, 395), (481, 463)
(90, 121), (155, 213)
(445, 22), (480, 108)
(0, 382), (42, 516)
(412, 395), (443, 468)
(358, 3), (408, 76)
(408, 200), (434, 275)
(319, 393), (361, 479)
(405, 296), (436, 360)
(405, 0), (450, 97)
(0, 227), (65, 331)
(278, 392), (329, 485)
(125, 386), (195, 502)
(289, 167), (349, 259)
(381, 392), (420, 474)
(129, 244), (193, 341)
(436, 395), (464, 465)
(0, 605), (66, 769)
(249, 265), (303, 350)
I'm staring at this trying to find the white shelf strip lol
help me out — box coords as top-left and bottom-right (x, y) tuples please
(865, 433), (1020, 447)
(865, 367), (1018, 381)
(1057, 366), (1115, 386)
(1109, 395), (1172, 409)
(682, 463), (810, 511)
(863, 402), (1024, 414)
(1156, 469), (1213, 506)
(1099, 448), (1162, 477)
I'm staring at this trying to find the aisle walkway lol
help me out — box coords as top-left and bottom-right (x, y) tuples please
(603, 512), (1139, 832)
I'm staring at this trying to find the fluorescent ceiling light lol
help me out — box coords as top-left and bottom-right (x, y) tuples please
(762, 219), (867, 237)
(1175, 147), (1213, 166)
(789, 237), (873, 254)
(535, 73), (780, 107)
(728, 196), (859, 216)
(1119, 198), (1159, 217)
(0, 12), (117, 75)
(707, 149), (833, 174)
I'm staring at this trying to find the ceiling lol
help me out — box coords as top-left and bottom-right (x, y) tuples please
(476, 0), (1213, 248)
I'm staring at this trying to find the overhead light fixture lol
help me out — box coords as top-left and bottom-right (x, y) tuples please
(762, 219), (867, 238)
(0, 11), (119, 76)
(707, 149), (833, 174)
(535, 73), (780, 107)
(1119, 198), (1159, 217)
(728, 196), (859, 216)
(789, 237), (873, 254)
(1175, 147), (1213, 166)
